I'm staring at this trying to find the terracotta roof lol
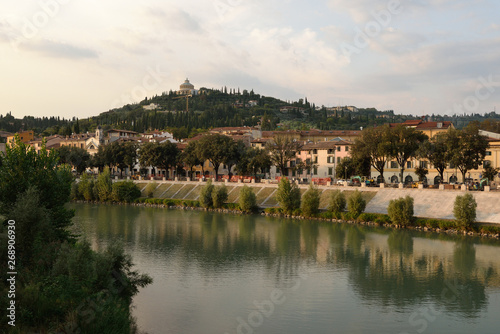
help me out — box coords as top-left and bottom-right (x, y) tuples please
(107, 129), (139, 134)
(301, 141), (351, 150)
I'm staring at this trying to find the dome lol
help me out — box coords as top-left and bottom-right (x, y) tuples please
(180, 78), (194, 90)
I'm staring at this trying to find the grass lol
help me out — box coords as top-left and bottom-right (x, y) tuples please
(162, 184), (184, 198)
(172, 184), (196, 199)
(255, 187), (274, 204)
(227, 186), (243, 203)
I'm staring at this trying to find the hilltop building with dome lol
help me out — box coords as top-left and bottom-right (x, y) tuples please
(177, 78), (198, 95)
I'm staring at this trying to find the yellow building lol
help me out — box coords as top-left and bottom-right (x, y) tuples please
(6, 131), (34, 146)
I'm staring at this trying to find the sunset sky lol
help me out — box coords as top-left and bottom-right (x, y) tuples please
(1, 0), (500, 119)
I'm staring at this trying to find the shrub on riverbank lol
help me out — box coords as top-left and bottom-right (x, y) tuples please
(112, 181), (141, 203)
(276, 178), (301, 214)
(239, 185), (257, 213)
(301, 184), (320, 217)
(95, 167), (113, 201)
(454, 193), (477, 228)
(212, 184), (228, 209)
(328, 190), (346, 215)
(78, 172), (95, 201)
(347, 190), (366, 218)
(387, 196), (414, 226)
(199, 179), (215, 208)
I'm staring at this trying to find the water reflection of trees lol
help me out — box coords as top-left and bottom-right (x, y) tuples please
(326, 225), (491, 318)
(74, 204), (499, 318)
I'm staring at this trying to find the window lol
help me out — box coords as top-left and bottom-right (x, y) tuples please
(337, 147), (341, 151)
(328, 149), (334, 154)
(420, 161), (428, 169)
(327, 156), (334, 163)
(314, 156), (318, 163)
(328, 167), (333, 175)
(345, 146), (349, 152)
(390, 161), (398, 168)
(313, 149), (318, 154)
(313, 167), (318, 175)
(486, 151), (492, 156)
(483, 160), (491, 167)
(337, 157), (341, 163)
(407, 161), (412, 169)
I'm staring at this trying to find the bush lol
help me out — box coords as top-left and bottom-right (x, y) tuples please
(144, 182), (158, 198)
(78, 172), (95, 201)
(276, 178), (301, 214)
(301, 183), (320, 217)
(239, 185), (257, 213)
(112, 181), (141, 202)
(292, 208), (302, 216)
(387, 195), (414, 226)
(328, 190), (346, 214)
(347, 190), (366, 218)
(94, 167), (113, 202)
(70, 181), (80, 201)
(358, 213), (377, 222)
(212, 184), (228, 208)
(454, 193), (477, 228)
(199, 179), (215, 208)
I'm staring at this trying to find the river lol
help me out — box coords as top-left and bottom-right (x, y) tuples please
(70, 203), (500, 334)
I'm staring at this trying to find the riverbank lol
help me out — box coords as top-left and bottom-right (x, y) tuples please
(72, 199), (500, 240)
(126, 180), (500, 224)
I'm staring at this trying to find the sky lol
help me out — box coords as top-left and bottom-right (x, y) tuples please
(1, 0), (500, 119)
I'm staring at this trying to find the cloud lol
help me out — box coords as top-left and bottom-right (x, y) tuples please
(22, 39), (98, 59)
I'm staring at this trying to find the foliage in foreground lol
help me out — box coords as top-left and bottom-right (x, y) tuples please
(0, 138), (151, 333)
(328, 190), (346, 214)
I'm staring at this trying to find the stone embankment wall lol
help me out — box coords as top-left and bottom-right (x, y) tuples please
(128, 180), (500, 223)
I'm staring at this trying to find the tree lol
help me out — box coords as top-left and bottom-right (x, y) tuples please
(482, 165), (499, 183)
(239, 186), (257, 213)
(453, 193), (477, 228)
(301, 183), (320, 217)
(336, 157), (355, 180)
(387, 196), (414, 226)
(138, 141), (179, 177)
(276, 177), (301, 214)
(181, 141), (202, 178)
(95, 167), (113, 201)
(199, 178), (215, 208)
(328, 190), (346, 214)
(351, 126), (392, 182)
(223, 139), (246, 177)
(0, 136), (74, 241)
(418, 132), (448, 183)
(414, 165), (428, 182)
(197, 134), (234, 179)
(57, 145), (90, 174)
(388, 125), (428, 183)
(447, 124), (489, 183)
(212, 184), (228, 208)
(347, 190), (366, 218)
(138, 142), (160, 175)
(156, 141), (180, 178)
(266, 134), (302, 177)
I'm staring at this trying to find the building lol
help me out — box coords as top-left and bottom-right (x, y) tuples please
(6, 130), (34, 146)
(177, 78), (198, 95)
(28, 135), (63, 153)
